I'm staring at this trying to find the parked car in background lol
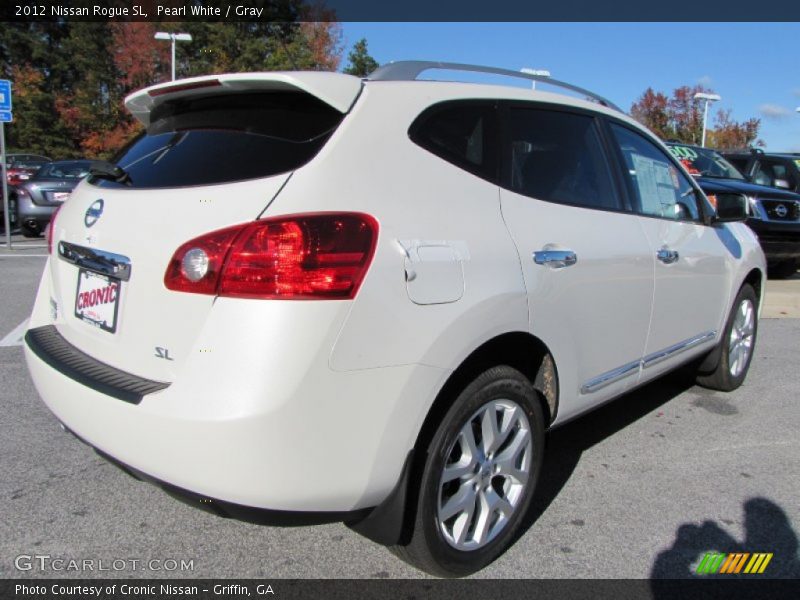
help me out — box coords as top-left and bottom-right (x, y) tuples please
(5, 154), (52, 186)
(666, 142), (800, 279)
(11, 160), (102, 237)
(2, 154), (52, 229)
(722, 149), (800, 194)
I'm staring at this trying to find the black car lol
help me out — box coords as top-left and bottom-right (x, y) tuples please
(667, 142), (800, 278)
(722, 149), (800, 195)
(10, 160), (103, 238)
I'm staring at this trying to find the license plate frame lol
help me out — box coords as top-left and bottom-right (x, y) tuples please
(74, 269), (122, 333)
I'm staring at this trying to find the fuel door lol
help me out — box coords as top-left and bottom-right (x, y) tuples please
(398, 239), (467, 305)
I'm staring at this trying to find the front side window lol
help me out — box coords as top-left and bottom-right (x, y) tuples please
(612, 125), (702, 222)
(505, 108), (619, 211)
(753, 160), (789, 187)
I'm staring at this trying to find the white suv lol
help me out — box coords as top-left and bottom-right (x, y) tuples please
(24, 61), (765, 577)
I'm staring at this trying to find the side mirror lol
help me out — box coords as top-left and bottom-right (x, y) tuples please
(714, 193), (749, 222)
(774, 178), (791, 190)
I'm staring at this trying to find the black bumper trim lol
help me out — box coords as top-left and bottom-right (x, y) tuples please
(24, 325), (169, 404)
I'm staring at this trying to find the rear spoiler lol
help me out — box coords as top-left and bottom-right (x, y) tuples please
(125, 72), (363, 126)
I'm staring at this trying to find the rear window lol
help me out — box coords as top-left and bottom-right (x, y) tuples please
(91, 92), (344, 189)
(36, 162), (93, 179)
(667, 144), (745, 180)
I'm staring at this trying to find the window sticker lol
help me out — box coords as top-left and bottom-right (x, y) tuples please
(631, 153), (678, 217)
(668, 165), (681, 189)
(680, 158), (701, 176)
(667, 145), (698, 160)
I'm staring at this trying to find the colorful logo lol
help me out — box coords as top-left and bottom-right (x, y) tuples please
(696, 552), (773, 575)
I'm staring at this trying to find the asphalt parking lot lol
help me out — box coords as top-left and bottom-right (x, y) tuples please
(1, 233), (798, 580)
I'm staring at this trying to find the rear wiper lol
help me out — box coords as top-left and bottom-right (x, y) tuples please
(90, 163), (132, 186)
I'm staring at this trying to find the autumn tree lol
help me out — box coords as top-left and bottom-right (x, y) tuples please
(630, 84), (762, 149)
(630, 88), (671, 139)
(707, 109), (763, 150)
(343, 38), (379, 77)
(668, 85), (714, 145)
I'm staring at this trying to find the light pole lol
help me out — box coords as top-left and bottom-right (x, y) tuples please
(154, 32), (192, 81)
(694, 92), (721, 148)
(521, 68), (551, 91)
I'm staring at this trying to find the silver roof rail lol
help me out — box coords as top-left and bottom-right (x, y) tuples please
(368, 60), (622, 113)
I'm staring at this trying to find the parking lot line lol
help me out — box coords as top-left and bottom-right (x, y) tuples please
(0, 318), (30, 347)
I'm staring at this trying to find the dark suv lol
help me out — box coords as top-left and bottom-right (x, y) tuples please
(722, 149), (800, 194)
(667, 142), (800, 278)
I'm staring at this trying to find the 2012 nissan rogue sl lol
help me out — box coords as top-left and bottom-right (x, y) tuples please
(24, 61), (765, 577)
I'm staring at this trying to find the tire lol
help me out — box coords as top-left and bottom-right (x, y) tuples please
(21, 224), (41, 238)
(696, 284), (758, 392)
(767, 259), (797, 280)
(392, 366), (545, 577)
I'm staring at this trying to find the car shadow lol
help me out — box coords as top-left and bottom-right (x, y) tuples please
(515, 364), (699, 541)
(650, 497), (800, 586)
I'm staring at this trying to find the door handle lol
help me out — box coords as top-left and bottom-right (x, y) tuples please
(656, 247), (679, 264)
(533, 250), (577, 269)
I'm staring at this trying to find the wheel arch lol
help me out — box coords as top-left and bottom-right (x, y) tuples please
(742, 267), (764, 309)
(348, 330), (558, 546)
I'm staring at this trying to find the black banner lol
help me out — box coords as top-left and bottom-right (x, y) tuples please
(2, 0), (799, 22)
(3, 579), (800, 600)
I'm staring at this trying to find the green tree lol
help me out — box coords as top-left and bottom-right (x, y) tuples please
(0, 15), (345, 160)
(343, 38), (379, 77)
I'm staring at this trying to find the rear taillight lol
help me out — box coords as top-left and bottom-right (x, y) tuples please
(47, 205), (62, 254)
(164, 213), (378, 300)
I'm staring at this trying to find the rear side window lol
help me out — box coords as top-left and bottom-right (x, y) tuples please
(410, 102), (498, 182)
(505, 107), (619, 211)
(92, 92), (344, 189)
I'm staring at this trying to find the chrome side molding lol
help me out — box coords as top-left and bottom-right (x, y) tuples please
(581, 360), (641, 394)
(641, 330), (717, 369)
(58, 241), (132, 281)
(581, 330), (717, 394)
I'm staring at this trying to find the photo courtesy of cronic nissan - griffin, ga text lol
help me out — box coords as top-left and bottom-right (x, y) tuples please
(24, 61), (765, 577)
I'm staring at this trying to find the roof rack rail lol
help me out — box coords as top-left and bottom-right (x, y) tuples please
(368, 60), (622, 113)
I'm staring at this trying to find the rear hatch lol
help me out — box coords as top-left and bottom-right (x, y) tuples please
(47, 72), (361, 382)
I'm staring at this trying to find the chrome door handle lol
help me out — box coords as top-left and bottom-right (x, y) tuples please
(533, 250), (577, 269)
(656, 247), (679, 264)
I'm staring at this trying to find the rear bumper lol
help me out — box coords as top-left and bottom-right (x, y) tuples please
(15, 193), (57, 228)
(24, 322), (445, 513)
(62, 423), (370, 527)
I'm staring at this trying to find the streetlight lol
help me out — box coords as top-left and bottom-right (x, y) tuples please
(521, 68), (551, 91)
(694, 92), (721, 148)
(154, 32), (192, 81)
